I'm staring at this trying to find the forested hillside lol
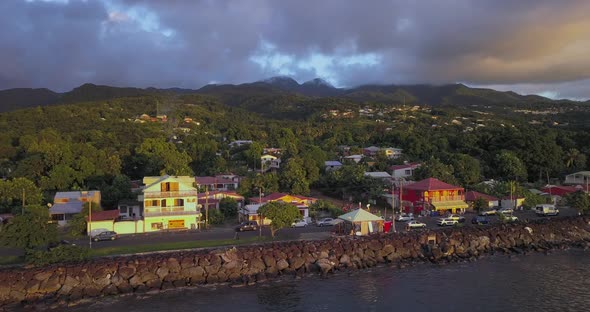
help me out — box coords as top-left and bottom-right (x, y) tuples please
(1, 80), (589, 213)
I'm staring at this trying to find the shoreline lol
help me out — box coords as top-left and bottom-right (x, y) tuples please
(1, 216), (589, 310)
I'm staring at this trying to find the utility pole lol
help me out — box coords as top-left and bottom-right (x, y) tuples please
(89, 200), (92, 249)
(390, 180), (395, 232)
(22, 188), (25, 215)
(258, 186), (263, 237)
(205, 186), (209, 230)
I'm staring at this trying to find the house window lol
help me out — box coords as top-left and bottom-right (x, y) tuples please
(161, 182), (179, 192)
(174, 198), (184, 207)
(145, 200), (159, 207)
(120, 206), (128, 214)
(405, 169), (411, 175)
(151, 222), (163, 230)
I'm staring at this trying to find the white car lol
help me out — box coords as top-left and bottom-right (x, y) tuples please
(437, 218), (458, 226)
(396, 214), (414, 222)
(406, 220), (427, 229)
(479, 209), (497, 216)
(504, 215), (519, 223)
(291, 220), (308, 227)
(446, 214), (466, 223)
(317, 218), (336, 227)
(498, 208), (514, 215)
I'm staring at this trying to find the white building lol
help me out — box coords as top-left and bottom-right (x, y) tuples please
(390, 163), (421, 179)
(564, 171), (590, 185)
(325, 160), (343, 171)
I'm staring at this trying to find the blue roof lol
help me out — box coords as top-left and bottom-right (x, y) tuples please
(49, 201), (83, 214)
(325, 161), (343, 166)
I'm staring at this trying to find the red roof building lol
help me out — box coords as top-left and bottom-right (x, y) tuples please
(86, 209), (120, 222)
(249, 193), (317, 207)
(542, 185), (588, 197)
(401, 178), (468, 214)
(464, 191), (499, 202)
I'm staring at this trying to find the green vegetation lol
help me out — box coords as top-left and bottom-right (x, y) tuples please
(219, 197), (238, 218)
(258, 201), (301, 238)
(88, 236), (270, 257)
(26, 245), (89, 267)
(566, 191), (590, 215)
(0, 206), (57, 249)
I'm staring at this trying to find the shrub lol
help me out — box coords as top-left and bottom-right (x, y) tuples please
(208, 209), (225, 225)
(25, 245), (89, 267)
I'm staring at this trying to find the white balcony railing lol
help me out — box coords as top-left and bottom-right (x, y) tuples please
(144, 206), (199, 217)
(143, 191), (198, 198)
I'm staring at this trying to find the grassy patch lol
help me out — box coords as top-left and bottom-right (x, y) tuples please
(0, 255), (23, 266)
(88, 236), (271, 258)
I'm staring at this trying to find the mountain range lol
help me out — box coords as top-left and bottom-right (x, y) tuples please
(0, 76), (586, 113)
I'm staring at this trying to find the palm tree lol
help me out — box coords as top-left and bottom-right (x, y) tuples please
(565, 148), (581, 168)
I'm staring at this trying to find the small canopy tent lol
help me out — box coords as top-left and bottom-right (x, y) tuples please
(338, 208), (384, 236)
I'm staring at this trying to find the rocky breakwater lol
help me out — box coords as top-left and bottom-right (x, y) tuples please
(1, 217), (590, 309)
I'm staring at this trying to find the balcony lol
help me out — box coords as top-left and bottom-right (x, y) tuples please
(430, 195), (465, 202)
(144, 206), (200, 217)
(143, 191), (198, 198)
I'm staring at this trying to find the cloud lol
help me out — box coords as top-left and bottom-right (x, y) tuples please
(0, 0), (589, 99)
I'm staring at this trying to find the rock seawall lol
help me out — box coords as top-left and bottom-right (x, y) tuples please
(1, 217), (590, 309)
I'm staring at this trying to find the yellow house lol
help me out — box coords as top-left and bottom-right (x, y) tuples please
(139, 175), (201, 232)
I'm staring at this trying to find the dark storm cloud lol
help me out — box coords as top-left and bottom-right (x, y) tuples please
(1, 0), (589, 99)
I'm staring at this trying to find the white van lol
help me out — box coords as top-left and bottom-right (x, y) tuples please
(535, 204), (559, 216)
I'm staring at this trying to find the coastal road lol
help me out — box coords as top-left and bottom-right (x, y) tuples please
(0, 207), (579, 256)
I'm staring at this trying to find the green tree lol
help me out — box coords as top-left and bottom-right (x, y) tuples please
(450, 154), (481, 186)
(566, 191), (590, 215)
(258, 201), (300, 238)
(136, 138), (193, 176)
(219, 197), (238, 218)
(0, 206), (57, 249)
(279, 157), (310, 195)
(413, 157), (458, 185)
(68, 201), (102, 238)
(494, 150), (527, 181)
(472, 197), (488, 213)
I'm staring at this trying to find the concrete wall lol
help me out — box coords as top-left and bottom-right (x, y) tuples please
(2, 217), (590, 309)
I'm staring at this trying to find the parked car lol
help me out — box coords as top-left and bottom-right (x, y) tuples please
(291, 220), (308, 228)
(503, 215), (519, 223)
(236, 221), (258, 231)
(317, 218), (336, 227)
(92, 231), (118, 242)
(498, 208), (514, 215)
(396, 213), (414, 222)
(479, 209), (497, 216)
(471, 216), (490, 225)
(437, 218), (458, 226)
(535, 204), (559, 216)
(446, 214), (466, 223)
(406, 220), (427, 229)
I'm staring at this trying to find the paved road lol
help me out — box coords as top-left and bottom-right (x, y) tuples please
(0, 207), (579, 257)
(395, 206), (579, 233)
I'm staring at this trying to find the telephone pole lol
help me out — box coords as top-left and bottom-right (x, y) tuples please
(89, 200), (92, 249)
(22, 188), (25, 215)
(258, 187), (263, 237)
(205, 186), (209, 230)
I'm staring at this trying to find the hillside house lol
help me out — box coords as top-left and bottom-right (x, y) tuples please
(195, 175), (240, 191)
(325, 160), (343, 171)
(139, 175), (200, 231)
(564, 171), (590, 185)
(49, 190), (101, 226)
(261, 154), (281, 171)
(390, 163), (421, 179)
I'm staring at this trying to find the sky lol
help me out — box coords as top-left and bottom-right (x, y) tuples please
(1, 0), (590, 100)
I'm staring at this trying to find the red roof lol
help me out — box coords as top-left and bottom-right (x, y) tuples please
(249, 193), (317, 204)
(403, 178), (463, 191)
(541, 185), (588, 196)
(195, 176), (236, 185)
(390, 162), (421, 171)
(465, 191), (498, 202)
(87, 210), (119, 222)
